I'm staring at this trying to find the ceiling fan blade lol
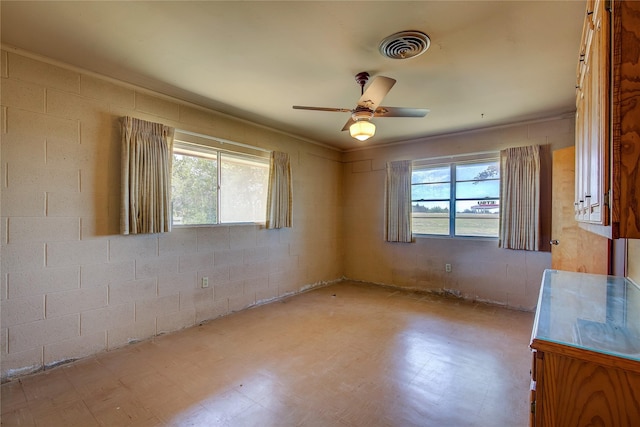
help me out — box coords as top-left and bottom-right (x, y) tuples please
(374, 107), (430, 118)
(357, 76), (396, 110)
(292, 106), (351, 113)
(341, 117), (356, 131)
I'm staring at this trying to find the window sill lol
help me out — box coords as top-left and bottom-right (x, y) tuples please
(412, 233), (499, 242)
(172, 221), (266, 229)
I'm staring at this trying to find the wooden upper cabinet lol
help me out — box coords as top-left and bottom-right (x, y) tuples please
(575, 0), (608, 226)
(611, 1), (640, 238)
(575, 0), (640, 238)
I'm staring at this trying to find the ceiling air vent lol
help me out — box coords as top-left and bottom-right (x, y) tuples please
(379, 30), (430, 60)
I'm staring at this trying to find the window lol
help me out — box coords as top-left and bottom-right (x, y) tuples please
(171, 133), (269, 226)
(411, 156), (500, 237)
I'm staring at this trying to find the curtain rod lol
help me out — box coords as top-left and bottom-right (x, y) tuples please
(413, 150), (499, 164)
(176, 129), (271, 153)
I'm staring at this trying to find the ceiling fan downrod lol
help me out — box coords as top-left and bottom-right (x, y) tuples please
(355, 71), (370, 96)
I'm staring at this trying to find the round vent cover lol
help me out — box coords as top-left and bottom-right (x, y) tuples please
(379, 30), (431, 60)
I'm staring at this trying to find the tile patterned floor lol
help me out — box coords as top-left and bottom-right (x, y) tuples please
(1, 281), (534, 426)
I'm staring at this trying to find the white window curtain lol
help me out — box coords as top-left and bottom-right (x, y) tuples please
(499, 145), (541, 250)
(120, 116), (174, 235)
(266, 151), (292, 229)
(385, 160), (413, 243)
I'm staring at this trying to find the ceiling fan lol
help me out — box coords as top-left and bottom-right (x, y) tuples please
(293, 71), (429, 141)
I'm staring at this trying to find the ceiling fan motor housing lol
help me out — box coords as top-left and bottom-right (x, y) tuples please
(292, 69), (428, 141)
(352, 106), (374, 122)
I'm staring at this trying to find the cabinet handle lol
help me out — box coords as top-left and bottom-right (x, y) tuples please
(585, 194), (591, 198)
(550, 240), (560, 246)
(579, 200), (584, 203)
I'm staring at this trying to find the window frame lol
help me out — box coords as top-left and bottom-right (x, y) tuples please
(171, 131), (270, 227)
(411, 153), (500, 239)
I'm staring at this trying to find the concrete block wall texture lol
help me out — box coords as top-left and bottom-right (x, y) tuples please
(341, 117), (577, 311)
(0, 49), (344, 380)
(2, 46), (620, 381)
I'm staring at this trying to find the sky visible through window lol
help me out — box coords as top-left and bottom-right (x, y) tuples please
(412, 162), (499, 212)
(412, 159), (500, 237)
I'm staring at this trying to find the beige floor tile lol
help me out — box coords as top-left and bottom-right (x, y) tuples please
(0, 381), (28, 415)
(30, 400), (99, 427)
(0, 406), (36, 426)
(1, 281), (534, 426)
(85, 393), (162, 427)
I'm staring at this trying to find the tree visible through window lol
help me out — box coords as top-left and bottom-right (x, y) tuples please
(172, 151), (218, 225)
(171, 140), (269, 226)
(411, 158), (500, 237)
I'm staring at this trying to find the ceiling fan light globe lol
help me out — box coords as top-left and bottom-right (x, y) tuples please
(350, 120), (376, 141)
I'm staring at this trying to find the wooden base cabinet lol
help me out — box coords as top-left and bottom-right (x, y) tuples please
(531, 349), (640, 426)
(530, 270), (640, 426)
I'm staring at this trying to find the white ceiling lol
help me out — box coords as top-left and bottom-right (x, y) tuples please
(1, 1), (585, 151)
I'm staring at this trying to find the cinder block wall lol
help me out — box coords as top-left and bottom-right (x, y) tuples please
(0, 49), (344, 380)
(341, 118), (576, 310)
(2, 47), (604, 381)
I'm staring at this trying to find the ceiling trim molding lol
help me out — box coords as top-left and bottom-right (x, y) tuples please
(1, 43), (340, 153)
(342, 112), (576, 153)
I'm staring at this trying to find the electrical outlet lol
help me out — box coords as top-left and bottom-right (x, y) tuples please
(445, 264), (452, 273)
(201, 276), (209, 288)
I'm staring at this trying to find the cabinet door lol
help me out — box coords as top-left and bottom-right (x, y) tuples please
(575, 0), (609, 225)
(530, 351), (539, 426)
(575, 92), (586, 220)
(538, 352), (640, 426)
(575, 11), (593, 222)
(586, 1), (607, 224)
(532, 351), (545, 427)
(582, 56), (593, 222)
(575, 27), (591, 221)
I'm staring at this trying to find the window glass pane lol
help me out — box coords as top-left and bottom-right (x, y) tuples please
(219, 153), (269, 223)
(456, 180), (500, 199)
(411, 166), (450, 184)
(411, 156), (500, 238)
(456, 161), (500, 181)
(412, 183), (451, 200)
(455, 200), (499, 237)
(412, 201), (450, 235)
(172, 153), (217, 225)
